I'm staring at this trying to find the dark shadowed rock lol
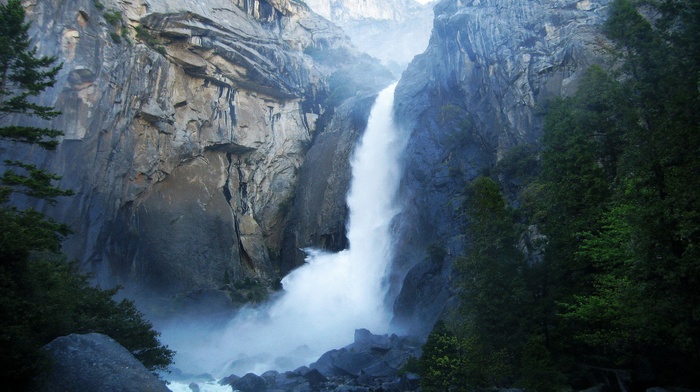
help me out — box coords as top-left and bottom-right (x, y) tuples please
(307, 329), (422, 390)
(310, 349), (344, 377)
(231, 373), (267, 392)
(301, 368), (327, 386)
(333, 351), (381, 376)
(353, 328), (391, 352)
(34, 333), (169, 392)
(280, 93), (382, 272)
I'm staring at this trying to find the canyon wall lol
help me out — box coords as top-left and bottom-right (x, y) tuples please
(3, 0), (382, 310)
(391, 0), (613, 335)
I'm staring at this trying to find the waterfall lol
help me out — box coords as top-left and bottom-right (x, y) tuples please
(163, 83), (405, 380)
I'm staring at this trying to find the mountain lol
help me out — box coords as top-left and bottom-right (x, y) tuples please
(3, 0), (616, 330)
(390, 0), (613, 335)
(304, 0), (434, 72)
(305, 0), (416, 21)
(1, 0), (390, 311)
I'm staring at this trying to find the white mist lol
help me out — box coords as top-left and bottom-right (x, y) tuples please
(163, 83), (405, 379)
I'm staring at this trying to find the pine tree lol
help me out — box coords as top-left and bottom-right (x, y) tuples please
(0, 0), (72, 207)
(0, 0), (72, 285)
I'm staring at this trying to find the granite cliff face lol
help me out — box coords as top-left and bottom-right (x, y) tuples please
(391, 0), (613, 335)
(5, 0), (374, 306)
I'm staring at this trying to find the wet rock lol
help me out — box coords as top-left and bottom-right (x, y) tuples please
(34, 333), (169, 392)
(231, 373), (267, 392)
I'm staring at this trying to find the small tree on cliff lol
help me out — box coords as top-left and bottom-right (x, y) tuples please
(0, 1), (174, 388)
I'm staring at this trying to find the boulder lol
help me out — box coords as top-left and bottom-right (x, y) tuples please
(34, 333), (169, 392)
(230, 372), (267, 392)
(309, 329), (422, 390)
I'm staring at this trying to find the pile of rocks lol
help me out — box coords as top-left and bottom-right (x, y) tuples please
(220, 329), (422, 392)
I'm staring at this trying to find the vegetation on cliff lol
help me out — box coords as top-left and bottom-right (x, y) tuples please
(0, 1), (173, 388)
(420, 0), (700, 389)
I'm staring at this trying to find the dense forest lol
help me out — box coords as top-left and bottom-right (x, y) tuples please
(0, 0), (173, 388)
(420, 0), (700, 390)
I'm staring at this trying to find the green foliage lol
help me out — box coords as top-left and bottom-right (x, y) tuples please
(110, 31), (121, 43)
(519, 338), (568, 392)
(1, 256), (174, 386)
(135, 25), (158, 46)
(0, 0), (68, 206)
(493, 144), (539, 185)
(553, 1), (700, 382)
(2, 160), (74, 203)
(419, 321), (463, 392)
(398, 355), (421, 376)
(121, 26), (130, 44)
(426, 242), (447, 265)
(458, 178), (526, 337)
(103, 9), (123, 26)
(93, 0), (105, 11)
(438, 104), (477, 151)
(233, 277), (269, 303)
(135, 25), (166, 54)
(451, 176), (546, 389)
(23, 258), (174, 371)
(0, 0), (62, 121)
(0, 125), (62, 149)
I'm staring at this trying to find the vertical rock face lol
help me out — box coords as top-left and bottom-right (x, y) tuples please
(391, 0), (612, 335)
(5, 0), (364, 304)
(280, 93), (380, 271)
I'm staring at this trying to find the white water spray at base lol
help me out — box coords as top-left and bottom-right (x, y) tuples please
(163, 83), (404, 378)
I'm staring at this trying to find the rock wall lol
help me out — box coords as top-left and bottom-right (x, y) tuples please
(4, 0), (363, 306)
(390, 0), (613, 335)
(280, 93), (379, 271)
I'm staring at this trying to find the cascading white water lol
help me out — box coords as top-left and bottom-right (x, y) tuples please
(163, 83), (405, 381)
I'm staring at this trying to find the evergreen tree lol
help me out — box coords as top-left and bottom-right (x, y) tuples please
(0, 0), (63, 148)
(561, 0), (700, 383)
(420, 321), (463, 392)
(456, 176), (528, 369)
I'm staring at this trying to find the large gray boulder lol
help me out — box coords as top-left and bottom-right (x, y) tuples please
(34, 333), (169, 392)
